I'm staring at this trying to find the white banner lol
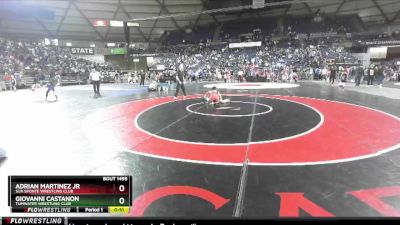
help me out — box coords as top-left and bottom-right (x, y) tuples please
(229, 41), (262, 48)
(363, 40), (400, 46)
(147, 57), (154, 65)
(369, 47), (387, 59)
(252, 0), (264, 9)
(110, 20), (124, 27)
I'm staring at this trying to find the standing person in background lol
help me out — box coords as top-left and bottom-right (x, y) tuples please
(396, 67), (400, 82)
(309, 67), (314, 80)
(376, 65), (385, 88)
(10, 74), (17, 92)
(355, 63), (364, 86)
(321, 66), (328, 81)
(290, 70), (298, 83)
(329, 64), (337, 85)
(397, 66), (400, 82)
(4, 73), (11, 90)
(45, 74), (58, 102)
(146, 70), (150, 80)
(109, 70), (115, 83)
(364, 66), (369, 83)
(315, 67), (321, 80)
(128, 72), (133, 84)
(238, 69), (244, 82)
(114, 71), (120, 84)
(140, 70), (146, 86)
(223, 68), (228, 83)
(31, 73), (39, 91)
(350, 66), (356, 81)
(90, 68), (101, 97)
(55, 73), (61, 86)
(40, 73), (45, 87)
(174, 64), (187, 100)
(368, 64), (375, 86)
(339, 70), (347, 88)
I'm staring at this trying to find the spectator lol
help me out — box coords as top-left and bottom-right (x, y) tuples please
(368, 64), (375, 86)
(376, 65), (385, 88)
(355, 64), (364, 86)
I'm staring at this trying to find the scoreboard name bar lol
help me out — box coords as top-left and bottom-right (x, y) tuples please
(9, 176), (130, 183)
(9, 176), (132, 208)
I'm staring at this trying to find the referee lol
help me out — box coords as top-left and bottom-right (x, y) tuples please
(174, 64), (187, 99)
(90, 68), (101, 97)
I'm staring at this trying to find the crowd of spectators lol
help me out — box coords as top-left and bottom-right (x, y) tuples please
(0, 38), (111, 90)
(2, 26), (400, 92)
(147, 37), (361, 83)
(142, 33), (400, 86)
(155, 14), (400, 85)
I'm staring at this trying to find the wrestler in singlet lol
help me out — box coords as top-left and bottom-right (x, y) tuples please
(208, 90), (220, 103)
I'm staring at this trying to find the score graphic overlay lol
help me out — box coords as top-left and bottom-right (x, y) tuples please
(8, 176), (132, 213)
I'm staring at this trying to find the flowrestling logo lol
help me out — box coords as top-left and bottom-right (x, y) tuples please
(3, 218), (63, 224)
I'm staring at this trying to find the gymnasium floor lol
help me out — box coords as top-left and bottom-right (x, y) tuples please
(0, 81), (399, 217)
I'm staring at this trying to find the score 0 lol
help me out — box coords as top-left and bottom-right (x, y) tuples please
(118, 184), (126, 205)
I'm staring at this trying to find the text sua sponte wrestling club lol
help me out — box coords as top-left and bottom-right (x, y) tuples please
(14, 184), (81, 194)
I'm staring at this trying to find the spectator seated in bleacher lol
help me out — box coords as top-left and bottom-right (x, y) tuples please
(0, 38), (113, 89)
